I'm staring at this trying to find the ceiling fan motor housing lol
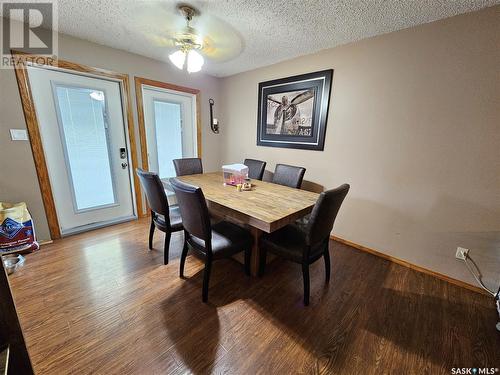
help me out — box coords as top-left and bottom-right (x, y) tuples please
(178, 4), (197, 21)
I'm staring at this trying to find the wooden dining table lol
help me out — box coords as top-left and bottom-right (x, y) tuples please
(176, 172), (319, 276)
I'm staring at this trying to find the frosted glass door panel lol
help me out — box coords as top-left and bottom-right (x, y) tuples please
(55, 86), (117, 211)
(154, 100), (182, 179)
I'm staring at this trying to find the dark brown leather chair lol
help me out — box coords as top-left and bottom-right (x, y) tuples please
(272, 164), (306, 189)
(259, 184), (350, 305)
(173, 158), (203, 176)
(136, 169), (183, 265)
(243, 158), (266, 180)
(170, 178), (253, 302)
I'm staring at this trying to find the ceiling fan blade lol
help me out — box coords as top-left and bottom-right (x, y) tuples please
(200, 36), (242, 62)
(146, 34), (176, 48)
(192, 14), (242, 62)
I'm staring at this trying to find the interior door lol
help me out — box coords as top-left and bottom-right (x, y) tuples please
(27, 65), (135, 235)
(142, 86), (197, 179)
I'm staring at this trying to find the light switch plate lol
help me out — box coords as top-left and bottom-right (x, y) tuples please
(10, 129), (28, 141)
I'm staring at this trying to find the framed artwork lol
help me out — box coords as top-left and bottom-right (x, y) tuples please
(257, 69), (333, 151)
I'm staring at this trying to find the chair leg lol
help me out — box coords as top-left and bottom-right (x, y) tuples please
(244, 247), (251, 276)
(302, 263), (310, 306)
(258, 248), (267, 277)
(148, 217), (155, 250)
(324, 248), (331, 283)
(202, 256), (212, 303)
(163, 232), (171, 265)
(180, 238), (189, 278)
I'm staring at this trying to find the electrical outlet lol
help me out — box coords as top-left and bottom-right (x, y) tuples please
(455, 247), (469, 260)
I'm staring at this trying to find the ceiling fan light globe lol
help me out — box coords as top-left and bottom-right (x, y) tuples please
(187, 49), (204, 73)
(169, 50), (186, 70)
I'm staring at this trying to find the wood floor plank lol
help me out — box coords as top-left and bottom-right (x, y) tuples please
(6, 218), (499, 374)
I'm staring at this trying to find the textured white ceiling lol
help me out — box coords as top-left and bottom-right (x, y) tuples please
(35, 1), (500, 76)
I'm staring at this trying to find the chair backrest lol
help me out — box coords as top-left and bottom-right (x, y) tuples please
(306, 184), (350, 247)
(136, 169), (169, 217)
(272, 164), (306, 189)
(243, 158), (266, 180)
(170, 178), (211, 242)
(173, 158), (203, 176)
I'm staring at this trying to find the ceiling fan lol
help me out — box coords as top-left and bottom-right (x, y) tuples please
(134, 2), (242, 74)
(168, 5), (205, 73)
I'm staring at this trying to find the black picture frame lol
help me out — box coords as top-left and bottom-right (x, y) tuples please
(257, 69), (333, 151)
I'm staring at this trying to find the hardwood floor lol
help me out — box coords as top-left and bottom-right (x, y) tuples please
(8, 219), (499, 374)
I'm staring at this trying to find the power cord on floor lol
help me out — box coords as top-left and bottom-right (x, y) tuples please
(495, 284), (500, 332)
(496, 295), (500, 332)
(461, 252), (500, 332)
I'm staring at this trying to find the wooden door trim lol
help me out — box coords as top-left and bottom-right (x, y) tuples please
(134, 76), (202, 175)
(12, 52), (143, 239)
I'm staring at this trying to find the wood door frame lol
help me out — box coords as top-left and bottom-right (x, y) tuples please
(134, 76), (202, 175)
(13, 52), (143, 239)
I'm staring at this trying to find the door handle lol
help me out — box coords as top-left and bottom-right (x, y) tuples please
(121, 162), (128, 169)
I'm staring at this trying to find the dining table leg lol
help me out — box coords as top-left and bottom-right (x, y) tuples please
(250, 227), (262, 277)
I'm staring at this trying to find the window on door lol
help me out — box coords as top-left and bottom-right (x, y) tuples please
(54, 85), (117, 211)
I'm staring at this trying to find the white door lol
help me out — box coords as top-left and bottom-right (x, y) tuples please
(27, 65), (135, 235)
(141, 86), (197, 179)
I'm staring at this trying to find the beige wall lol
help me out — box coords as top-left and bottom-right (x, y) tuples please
(0, 25), (222, 241)
(1, 7), (498, 288)
(219, 6), (500, 288)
